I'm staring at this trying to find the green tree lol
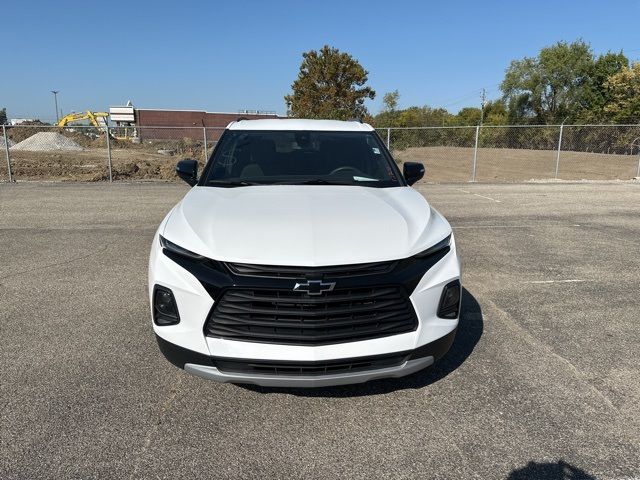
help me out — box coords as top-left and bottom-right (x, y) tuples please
(603, 63), (640, 123)
(483, 100), (508, 125)
(396, 106), (451, 127)
(456, 107), (482, 126)
(382, 90), (400, 112)
(501, 40), (594, 124)
(374, 90), (401, 127)
(578, 52), (628, 122)
(285, 46), (375, 120)
(374, 104), (458, 128)
(0, 108), (7, 125)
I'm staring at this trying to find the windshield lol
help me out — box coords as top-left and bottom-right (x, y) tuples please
(202, 130), (402, 187)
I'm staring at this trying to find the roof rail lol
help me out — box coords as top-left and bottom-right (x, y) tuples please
(347, 117), (363, 123)
(236, 116), (249, 122)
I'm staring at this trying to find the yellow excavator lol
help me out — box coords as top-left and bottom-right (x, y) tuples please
(56, 111), (133, 141)
(57, 111), (110, 129)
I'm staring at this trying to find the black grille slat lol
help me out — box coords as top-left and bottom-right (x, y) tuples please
(225, 261), (397, 279)
(216, 298), (406, 318)
(214, 302), (414, 323)
(205, 286), (418, 345)
(211, 312), (415, 329)
(222, 287), (402, 303)
(213, 352), (409, 376)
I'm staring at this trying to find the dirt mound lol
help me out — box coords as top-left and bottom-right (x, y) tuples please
(57, 129), (109, 148)
(0, 135), (15, 148)
(12, 132), (83, 151)
(6, 147), (203, 181)
(6, 122), (52, 143)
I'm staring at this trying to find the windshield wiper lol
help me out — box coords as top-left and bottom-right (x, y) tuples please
(207, 180), (261, 187)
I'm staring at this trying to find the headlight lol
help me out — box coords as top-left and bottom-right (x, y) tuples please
(414, 234), (451, 258)
(159, 235), (204, 260)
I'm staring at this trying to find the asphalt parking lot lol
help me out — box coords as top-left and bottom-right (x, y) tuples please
(1, 181), (639, 479)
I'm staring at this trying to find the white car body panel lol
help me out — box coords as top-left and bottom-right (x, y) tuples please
(227, 118), (375, 132)
(161, 185), (451, 266)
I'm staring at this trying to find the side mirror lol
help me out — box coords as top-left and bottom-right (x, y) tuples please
(176, 159), (198, 186)
(403, 162), (425, 186)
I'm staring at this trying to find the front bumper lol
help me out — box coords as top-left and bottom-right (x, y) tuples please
(149, 216), (462, 387)
(156, 330), (455, 387)
(185, 359), (434, 388)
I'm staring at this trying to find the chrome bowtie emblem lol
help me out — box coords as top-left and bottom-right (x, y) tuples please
(293, 280), (336, 295)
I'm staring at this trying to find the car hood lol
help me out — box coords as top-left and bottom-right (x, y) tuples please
(163, 185), (451, 266)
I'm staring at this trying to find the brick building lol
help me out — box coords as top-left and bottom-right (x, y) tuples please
(135, 109), (280, 141)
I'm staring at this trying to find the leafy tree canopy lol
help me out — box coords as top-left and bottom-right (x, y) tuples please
(456, 107), (481, 126)
(578, 52), (629, 122)
(603, 63), (640, 123)
(392, 106), (452, 127)
(382, 90), (400, 112)
(483, 100), (508, 125)
(501, 40), (594, 124)
(284, 46), (375, 120)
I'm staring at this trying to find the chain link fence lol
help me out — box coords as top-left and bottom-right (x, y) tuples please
(379, 124), (640, 182)
(0, 125), (224, 182)
(1, 124), (639, 182)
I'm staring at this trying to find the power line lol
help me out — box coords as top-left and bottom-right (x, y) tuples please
(440, 92), (483, 108)
(438, 83), (501, 109)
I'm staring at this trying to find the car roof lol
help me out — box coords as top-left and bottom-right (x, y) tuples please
(226, 118), (375, 132)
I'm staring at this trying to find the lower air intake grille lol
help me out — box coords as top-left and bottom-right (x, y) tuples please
(213, 352), (409, 376)
(205, 286), (418, 345)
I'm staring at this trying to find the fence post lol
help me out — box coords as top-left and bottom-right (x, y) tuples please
(555, 123), (564, 179)
(386, 128), (391, 149)
(471, 124), (480, 182)
(2, 124), (12, 182)
(636, 152), (640, 178)
(203, 127), (208, 162)
(106, 127), (113, 182)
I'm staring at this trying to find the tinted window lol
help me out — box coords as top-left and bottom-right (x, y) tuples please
(203, 130), (401, 187)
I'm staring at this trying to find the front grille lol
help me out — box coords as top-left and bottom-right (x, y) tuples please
(213, 352), (409, 376)
(205, 286), (418, 345)
(224, 260), (397, 279)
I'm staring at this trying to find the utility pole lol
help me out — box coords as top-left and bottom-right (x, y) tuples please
(51, 90), (60, 123)
(479, 88), (486, 126)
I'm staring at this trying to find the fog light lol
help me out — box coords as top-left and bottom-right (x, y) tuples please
(153, 285), (180, 326)
(437, 280), (461, 319)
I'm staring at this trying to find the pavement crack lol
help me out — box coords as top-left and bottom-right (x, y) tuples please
(130, 374), (183, 480)
(483, 297), (617, 412)
(0, 245), (109, 280)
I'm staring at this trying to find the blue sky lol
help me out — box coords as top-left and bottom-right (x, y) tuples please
(3, 0), (639, 121)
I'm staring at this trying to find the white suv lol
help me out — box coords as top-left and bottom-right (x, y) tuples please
(149, 119), (461, 387)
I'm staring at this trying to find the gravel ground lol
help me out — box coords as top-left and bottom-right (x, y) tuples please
(11, 132), (83, 151)
(0, 182), (638, 479)
(0, 136), (15, 148)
